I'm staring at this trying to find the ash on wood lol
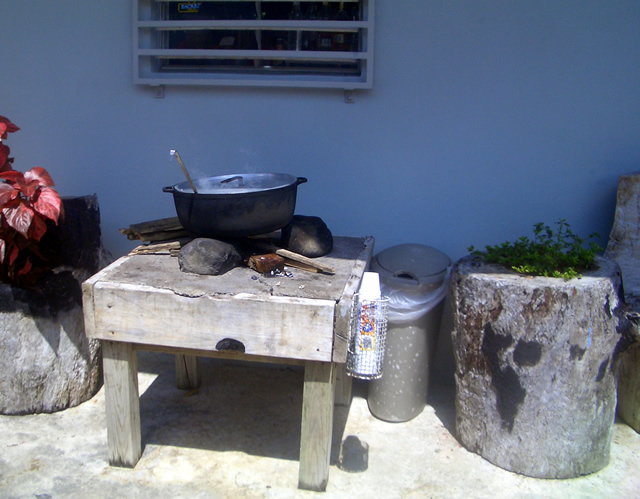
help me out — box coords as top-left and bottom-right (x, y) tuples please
(450, 255), (623, 478)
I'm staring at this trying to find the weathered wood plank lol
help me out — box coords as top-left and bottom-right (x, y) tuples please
(120, 216), (183, 236)
(90, 282), (336, 362)
(299, 361), (336, 491)
(135, 343), (307, 366)
(102, 341), (142, 468)
(275, 248), (336, 274)
(175, 354), (201, 390)
(82, 256), (133, 338)
(97, 237), (366, 302)
(138, 229), (189, 243)
(333, 235), (375, 363)
(334, 363), (352, 407)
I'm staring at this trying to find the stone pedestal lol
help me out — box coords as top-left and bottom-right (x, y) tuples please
(605, 172), (640, 433)
(0, 195), (108, 414)
(617, 343), (640, 431)
(451, 256), (623, 478)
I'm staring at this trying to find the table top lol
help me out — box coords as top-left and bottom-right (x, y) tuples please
(83, 236), (374, 363)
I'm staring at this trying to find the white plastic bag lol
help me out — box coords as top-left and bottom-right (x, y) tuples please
(382, 267), (451, 324)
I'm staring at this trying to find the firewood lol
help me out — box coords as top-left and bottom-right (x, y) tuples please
(130, 239), (189, 255)
(281, 258), (321, 273)
(120, 217), (187, 241)
(247, 253), (286, 274)
(275, 248), (335, 274)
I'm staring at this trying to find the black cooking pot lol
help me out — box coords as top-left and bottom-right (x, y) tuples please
(163, 173), (307, 238)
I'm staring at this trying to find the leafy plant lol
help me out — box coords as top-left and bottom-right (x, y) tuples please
(468, 219), (602, 280)
(0, 116), (62, 285)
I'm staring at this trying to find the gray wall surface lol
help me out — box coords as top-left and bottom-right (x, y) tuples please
(2, 1), (639, 260)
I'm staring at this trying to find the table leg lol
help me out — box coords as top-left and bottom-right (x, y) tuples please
(102, 340), (142, 468)
(298, 361), (336, 491)
(175, 354), (201, 390)
(335, 363), (353, 407)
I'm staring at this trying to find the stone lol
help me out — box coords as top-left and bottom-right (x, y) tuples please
(618, 343), (640, 431)
(281, 215), (333, 258)
(48, 195), (108, 277)
(0, 195), (107, 414)
(179, 238), (243, 275)
(605, 172), (640, 432)
(450, 255), (624, 478)
(606, 173), (640, 259)
(0, 273), (102, 415)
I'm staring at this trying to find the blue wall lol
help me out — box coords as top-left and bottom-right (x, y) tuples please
(2, 1), (640, 260)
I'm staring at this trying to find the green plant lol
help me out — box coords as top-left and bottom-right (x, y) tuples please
(0, 116), (62, 285)
(468, 219), (602, 280)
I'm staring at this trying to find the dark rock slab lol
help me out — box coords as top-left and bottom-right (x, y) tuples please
(178, 238), (243, 275)
(281, 215), (333, 258)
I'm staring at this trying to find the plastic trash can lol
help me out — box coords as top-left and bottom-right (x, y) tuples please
(367, 244), (451, 422)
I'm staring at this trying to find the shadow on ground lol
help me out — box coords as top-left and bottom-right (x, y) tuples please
(137, 353), (352, 464)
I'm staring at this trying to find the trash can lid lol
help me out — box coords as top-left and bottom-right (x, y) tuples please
(373, 244), (451, 280)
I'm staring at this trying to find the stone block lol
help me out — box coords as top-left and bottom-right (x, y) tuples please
(0, 196), (106, 414)
(451, 256), (623, 478)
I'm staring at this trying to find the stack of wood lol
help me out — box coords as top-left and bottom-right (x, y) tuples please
(120, 217), (189, 256)
(120, 217), (187, 242)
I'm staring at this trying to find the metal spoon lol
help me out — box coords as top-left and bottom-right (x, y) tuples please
(170, 149), (198, 193)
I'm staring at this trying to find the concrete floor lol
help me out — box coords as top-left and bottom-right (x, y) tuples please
(1, 351), (639, 499)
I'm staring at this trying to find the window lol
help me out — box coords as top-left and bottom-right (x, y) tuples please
(133, 0), (375, 89)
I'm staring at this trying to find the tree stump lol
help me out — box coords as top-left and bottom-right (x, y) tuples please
(605, 172), (640, 433)
(450, 255), (623, 478)
(0, 195), (108, 414)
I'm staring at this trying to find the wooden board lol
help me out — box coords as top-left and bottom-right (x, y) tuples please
(83, 237), (374, 363)
(299, 361), (336, 491)
(333, 236), (374, 363)
(175, 354), (201, 390)
(89, 281), (336, 362)
(102, 341), (141, 468)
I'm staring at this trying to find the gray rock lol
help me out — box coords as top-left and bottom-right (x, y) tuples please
(0, 275), (102, 415)
(281, 215), (333, 258)
(0, 195), (107, 415)
(179, 238), (242, 275)
(605, 172), (640, 433)
(450, 255), (623, 478)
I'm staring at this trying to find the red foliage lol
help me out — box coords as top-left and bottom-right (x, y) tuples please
(0, 116), (62, 284)
(0, 116), (20, 139)
(0, 116), (19, 173)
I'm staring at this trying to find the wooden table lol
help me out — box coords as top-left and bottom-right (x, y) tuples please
(82, 236), (373, 491)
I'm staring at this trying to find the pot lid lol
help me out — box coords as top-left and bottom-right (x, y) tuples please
(373, 244), (451, 279)
(174, 173), (300, 194)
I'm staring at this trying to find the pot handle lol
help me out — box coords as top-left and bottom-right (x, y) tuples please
(162, 186), (175, 193)
(297, 177), (308, 185)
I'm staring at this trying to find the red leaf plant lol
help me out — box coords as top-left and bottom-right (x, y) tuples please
(0, 116), (62, 285)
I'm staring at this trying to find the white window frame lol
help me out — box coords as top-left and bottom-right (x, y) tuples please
(133, 0), (375, 89)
